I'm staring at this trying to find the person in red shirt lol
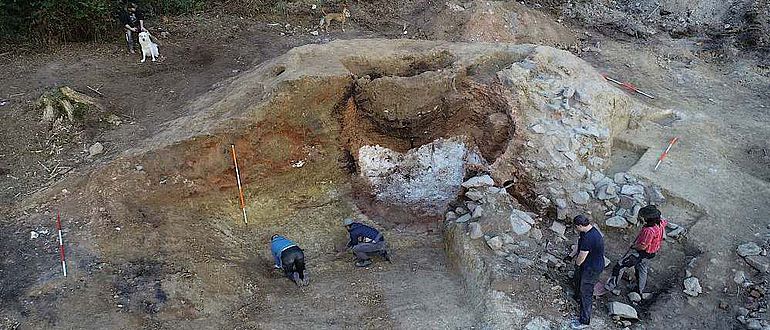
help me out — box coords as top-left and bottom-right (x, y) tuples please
(605, 205), (668, 295)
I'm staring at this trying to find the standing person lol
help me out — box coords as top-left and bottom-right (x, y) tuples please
(342, 218), (390, 267)
(605, 205), (667, 296)
(270, 234), (309, 286)
(569, 215), (605, 330)
(120, 2), (146, 54)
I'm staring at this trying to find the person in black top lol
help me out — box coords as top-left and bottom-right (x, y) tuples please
(120, 2), (146, 54)
(568, 214), (605, 329)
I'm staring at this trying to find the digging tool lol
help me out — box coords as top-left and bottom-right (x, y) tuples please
(230, 144), (248, 224)
(653, 137), (679, 171)
(56, 210), (67, 277)
(602, 74), (655, 99)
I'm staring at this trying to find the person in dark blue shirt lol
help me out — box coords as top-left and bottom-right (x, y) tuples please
(569, 215), (605, 329)
(119, 2), (146, 54)
(342, 219), (390, 267)
(270, 234), (308, 286)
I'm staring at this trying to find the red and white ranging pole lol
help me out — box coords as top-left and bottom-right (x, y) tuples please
(56, 210), (67, 277)
(654, 137), (679, 171)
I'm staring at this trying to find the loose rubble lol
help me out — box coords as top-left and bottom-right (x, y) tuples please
(608, 301), (638, 320)
(683, 277), (703, 297)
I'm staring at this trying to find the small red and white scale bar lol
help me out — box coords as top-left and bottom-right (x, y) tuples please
(602, 74), (655, 99)
(56, 210), (67, 277)
(654, 137), (679, 171)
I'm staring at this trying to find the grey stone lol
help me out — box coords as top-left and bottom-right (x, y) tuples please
(564, 152), (577, 161)
(493, 250), (509, 257)
(510, 212), (533, 235)
(683, 277), (702, 296)
(555, 198), (568, 209)
(738, 242), (762, 257)
(563, 87), (576, 99)
(556, 205), (568, 220)
(606, 216), (628, 228)
(625, 213), (638, 226)
(455, 207), (467, 215)
(620, 184), (645, 196)
(550, 221), (567, 237)
(588, 156), (604, 168)
(738, 307), (750, 317)
(597, 183), (618, 200)
(471, 206), (483, 218)
(628, 292), (641, 303)
(733, 271), (747, 285)
(462, 175), (495, 189)
(608, 301), (638, 320)
(647, 185), (666, 204)
(465, 202), (478, 212)
(512, 209), (536, 225)
(613, 172), (627, 185)
(88, 142), (104, 157)
(469, 222), (483, 239)
(518, 257), (535, 267)
(745, 256), (770, 273)
(501, 234), (515, 245)
(445, 211), (458, 222)
(486, 236), (504, 250)
(465, 189), (485, 201)
(618, 195), (635, 209)
(746, 319), (762, 330)
(595, 176), (614, 189)
(667, 226), (685, 239)
(456, 213), (472, 223)
(571, 191), (590, 205)
(524, 316), (551, 330)
(530, 124), (546, 134)
(135, 165), (144, 171)
(590, 171), (606, 185)
(530, 228), (543, 241)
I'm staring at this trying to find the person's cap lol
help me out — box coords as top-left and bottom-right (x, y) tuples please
(573, 214), (590, 226)
(342, 218), (354, 226)
(638, 205), (661, 219)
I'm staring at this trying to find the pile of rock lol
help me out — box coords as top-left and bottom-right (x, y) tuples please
(447, 174), (571, 271)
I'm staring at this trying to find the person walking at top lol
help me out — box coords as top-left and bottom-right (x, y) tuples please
(605, 205), (668, 296)
(342, 218), (390, 267)
(120, 2), (146, 54)
(569, 214), (605, 329)
(270, 234), (309, 286)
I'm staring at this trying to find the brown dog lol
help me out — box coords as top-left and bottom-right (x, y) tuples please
(319, 6), (351, 32)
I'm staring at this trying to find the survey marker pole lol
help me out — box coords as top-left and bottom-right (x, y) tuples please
(231, 144), (248, 224)
(56, 210), (67, 277)
(654, 137), (679, 171)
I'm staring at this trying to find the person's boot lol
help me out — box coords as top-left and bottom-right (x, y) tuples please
(301, 270), (310, 286)
(355, 259), (372, 267)
(291, 272), (301, 286)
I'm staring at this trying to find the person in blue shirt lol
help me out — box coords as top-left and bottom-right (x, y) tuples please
(342, 218), (390, 267)
(568, 215), (605, 329)
(270, 234), (308, 286)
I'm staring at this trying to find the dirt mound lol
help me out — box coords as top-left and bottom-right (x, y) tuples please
(3, 39), (662, 328)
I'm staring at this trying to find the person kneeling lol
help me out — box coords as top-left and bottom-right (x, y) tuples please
(270, 234), (309, 286)
(342, 218), (390, 267)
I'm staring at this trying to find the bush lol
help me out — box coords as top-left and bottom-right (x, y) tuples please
(0, 0), (207, 45)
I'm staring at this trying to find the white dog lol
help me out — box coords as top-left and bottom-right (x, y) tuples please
(138, 31), (159, 63)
